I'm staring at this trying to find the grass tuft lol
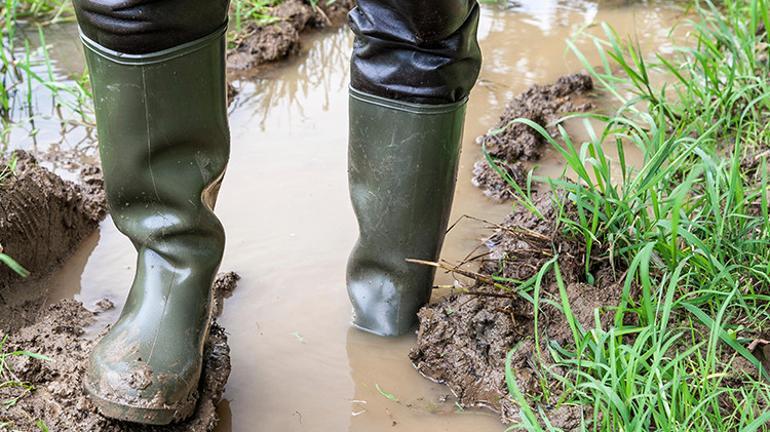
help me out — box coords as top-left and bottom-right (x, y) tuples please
(489, 0), (770, 430)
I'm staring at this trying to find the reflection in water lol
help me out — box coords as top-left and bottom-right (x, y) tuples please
(507, 0), (598, 34)
(4, 23), (97, 178)
(23, 1), (686, 431)
(346, 328), (502, 432)
(229, 27), (352, 131)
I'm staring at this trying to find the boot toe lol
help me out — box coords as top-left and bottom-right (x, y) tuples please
(348, 276), (421, 337)
(86, 330), (201, 425)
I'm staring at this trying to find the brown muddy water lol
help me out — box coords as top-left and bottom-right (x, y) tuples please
(9, 1), (686, 430)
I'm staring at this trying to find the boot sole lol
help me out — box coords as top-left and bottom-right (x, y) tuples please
(85, 381), (197, 425)
(351, 316), (417, 337)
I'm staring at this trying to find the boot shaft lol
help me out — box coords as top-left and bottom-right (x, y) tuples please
(82, 25), (229, 267)
(347, 88), (467, 337)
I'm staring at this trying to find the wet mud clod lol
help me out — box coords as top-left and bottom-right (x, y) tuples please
(472, 73), (595, 201)
(411, 192), (625, 427)
(227, 0), (355, 72)
(0, 151), (107, 331)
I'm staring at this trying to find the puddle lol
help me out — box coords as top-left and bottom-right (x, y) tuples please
(8, 1), (685, 430)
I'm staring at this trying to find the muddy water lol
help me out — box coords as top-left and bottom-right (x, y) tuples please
(26, 1), (685, 431)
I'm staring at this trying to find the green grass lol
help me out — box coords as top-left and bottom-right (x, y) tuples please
(231, 0), (285, 34)
(0, 252), (29, 279)
(1, 0), (74, 23)
(488, 0), (770, 430)
(0, 153), (16, 183)
(1, 1), (93, 147)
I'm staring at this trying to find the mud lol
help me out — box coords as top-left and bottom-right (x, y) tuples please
(0, 151), (105, 286)
(212, 271), (240, 317)
(0, 151), (106, 332)
(0, 272), (238, 432)
(472, 73), (595, 201)
(226, 0), (355, 73)
(410, 193), (625, 426)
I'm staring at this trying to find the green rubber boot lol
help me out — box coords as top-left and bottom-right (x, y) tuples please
(347, 88), (466, 337)
(81, 25), (229, 425)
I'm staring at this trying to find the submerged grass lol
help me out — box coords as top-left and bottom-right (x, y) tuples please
(489, 0), (770, 430)
(1, 1), (93, 148)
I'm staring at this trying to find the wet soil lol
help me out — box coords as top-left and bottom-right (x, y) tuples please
(0, 151), (106, 331)
(410, 193), (626, 426)
(0, 272), (239, 432)
(472, 73), (595, 201)
(226, 0), (355, 73)
(0, 151), (105, 287)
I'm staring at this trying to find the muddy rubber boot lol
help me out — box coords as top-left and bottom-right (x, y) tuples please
(79, 25), (229, 425)
(346, 88), (467, 336)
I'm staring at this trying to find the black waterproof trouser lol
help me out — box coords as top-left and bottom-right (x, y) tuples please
(73, 0), (229, 54)
(349, 0), (482, 104)
(73, 0), (482, 104)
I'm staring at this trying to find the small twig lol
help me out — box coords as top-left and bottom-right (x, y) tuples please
(503, 248), (554, 258)
(460, 250), (493, 266)
(460, 289), (518, 299)
(313, 4), (332, 26)
(463, 214), (553, 242)
(446, 214), (497, 235)
(406, 258), (513, 292)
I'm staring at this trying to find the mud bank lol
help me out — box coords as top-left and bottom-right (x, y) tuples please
(410, 193), (623, 426)
(227, 0), (355, 73)
(0, 272), (239, 432)
(0, 151), (106, 331)
(472, 73), (595, 201)
(0, 151), (105, 287)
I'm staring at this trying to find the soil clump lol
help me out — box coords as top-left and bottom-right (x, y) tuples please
(0, 272), (239, 432)
(472, 73), (595, 201)
(227, 0), (355, 73)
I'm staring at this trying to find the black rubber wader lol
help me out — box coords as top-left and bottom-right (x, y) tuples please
(80, 25), (229, 425)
